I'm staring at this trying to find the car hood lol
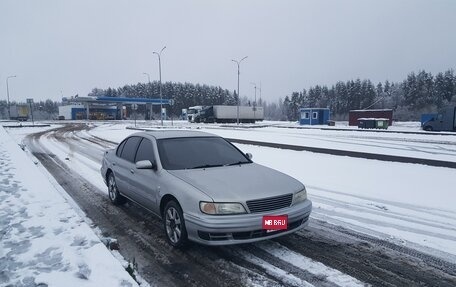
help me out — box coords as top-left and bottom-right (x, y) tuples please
(167, 163), (304, 202)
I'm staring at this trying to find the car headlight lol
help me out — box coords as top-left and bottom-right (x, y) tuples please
(292, 188), (307, 205)
(200, 202), (247, 215)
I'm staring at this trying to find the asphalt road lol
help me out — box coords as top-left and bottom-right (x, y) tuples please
(24, 124), (456, 286)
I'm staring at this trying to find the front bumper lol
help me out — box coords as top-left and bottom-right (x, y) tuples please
(184, 199), (312, 245)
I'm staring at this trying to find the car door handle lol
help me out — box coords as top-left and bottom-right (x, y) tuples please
(130, 169), (134, 174)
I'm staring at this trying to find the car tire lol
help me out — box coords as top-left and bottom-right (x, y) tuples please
(163, 200), (188, 248)
(424, 126), (433, 131)
(107, 172), (127, 205)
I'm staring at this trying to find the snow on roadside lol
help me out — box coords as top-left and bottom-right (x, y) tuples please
(0, 126), (139, 287)
(86, 122), (456, 259)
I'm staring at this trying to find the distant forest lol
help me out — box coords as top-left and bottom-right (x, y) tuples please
(284, 69), (456, 121)
(87, 68), (456, 121)
(1, 69), (454, 121)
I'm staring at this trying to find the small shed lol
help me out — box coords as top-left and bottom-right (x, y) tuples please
(299, 108), (330, 125)
(349, 109), (393, 126)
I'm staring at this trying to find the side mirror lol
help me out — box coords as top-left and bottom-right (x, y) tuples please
(246, 153), (253, 160)
(136, 160), (157, 170)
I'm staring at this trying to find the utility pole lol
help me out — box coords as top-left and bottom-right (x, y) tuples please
(6, 75), (17, 120)
(143, 72), (153, 121)
(231, 56), (248, 125)
(153, 46), (166, 126)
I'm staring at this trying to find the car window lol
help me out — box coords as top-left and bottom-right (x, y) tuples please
(135, 138), (155, 163)
(157, 137), (251, 170)
(116, 139), (127, 157)
(120, 136), (141, 162)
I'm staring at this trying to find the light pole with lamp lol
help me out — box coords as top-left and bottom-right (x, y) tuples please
(153, 46), (166, 126)
(143, 72), (153, 120)
(231, 56), (248, 125)
(6, 75), (17, 120)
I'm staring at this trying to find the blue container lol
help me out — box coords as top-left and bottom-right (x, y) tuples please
(299, 108), (330, 125)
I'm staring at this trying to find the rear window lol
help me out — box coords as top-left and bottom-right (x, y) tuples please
(157, 137), (250, 170)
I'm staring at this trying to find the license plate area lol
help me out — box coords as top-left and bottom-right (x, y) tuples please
(262, 215), (288, 231)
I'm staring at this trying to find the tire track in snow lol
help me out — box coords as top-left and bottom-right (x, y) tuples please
(254, 241), (363, 287)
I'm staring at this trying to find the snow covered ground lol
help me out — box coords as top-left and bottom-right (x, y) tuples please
(3, 120), (456, 286)
(0, 126), (139, 287)
(85, 121), (456, 260)
(89, 120), (456, 163)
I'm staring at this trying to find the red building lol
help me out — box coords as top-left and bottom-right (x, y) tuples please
(349, 109), (393, 126)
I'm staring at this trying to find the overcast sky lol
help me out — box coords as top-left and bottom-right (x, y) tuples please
(1, 0), (455, 103)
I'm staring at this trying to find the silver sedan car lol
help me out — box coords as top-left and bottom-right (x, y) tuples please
(101, 130), (312, 247)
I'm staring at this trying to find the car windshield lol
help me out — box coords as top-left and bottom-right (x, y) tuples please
(157, 137), (251, 170)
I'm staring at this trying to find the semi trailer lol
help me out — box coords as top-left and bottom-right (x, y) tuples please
(9, 105), (29, 121)
(195, 105), (264, 123)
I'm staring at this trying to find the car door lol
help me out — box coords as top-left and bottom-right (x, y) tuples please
(115, 136), (142, 199)
(130, 137), (161, 214)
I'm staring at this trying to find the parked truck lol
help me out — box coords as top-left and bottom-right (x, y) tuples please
(9, 104), (29, 121)
(187, 106), (203, 123)
(196, 105), (264, 123)
(422, 107), (456, 132)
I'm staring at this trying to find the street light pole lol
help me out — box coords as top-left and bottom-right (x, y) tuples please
(153, 46), (166, 126)
(143, 72), (150, 83)
(6, 75), (17, 120)
(231, 56), (248, 125)
(143, 72), (152, 120)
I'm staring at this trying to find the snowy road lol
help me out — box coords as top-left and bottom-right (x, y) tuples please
(16, 123), (456, 286)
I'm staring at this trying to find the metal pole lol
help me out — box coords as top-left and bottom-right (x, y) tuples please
(143, 72), (152, 121)
(6, 75), (17, 120)
(143, 72), (151, 83)
(231, 56), (247, 125)
(237, 64), (240, 124)
(154, 46), (166, 126)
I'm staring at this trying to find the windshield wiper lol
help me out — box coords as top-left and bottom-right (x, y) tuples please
(226, 161), (250, 166)
(190, 164), (224, 169)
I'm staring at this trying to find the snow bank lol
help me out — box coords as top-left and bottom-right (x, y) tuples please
(0, 126), (138, 287)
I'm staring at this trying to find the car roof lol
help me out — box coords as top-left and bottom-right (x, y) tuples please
(131, 129), (217, 140)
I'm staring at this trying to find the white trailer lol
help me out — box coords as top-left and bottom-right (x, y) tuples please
(199, 105), (264, 123)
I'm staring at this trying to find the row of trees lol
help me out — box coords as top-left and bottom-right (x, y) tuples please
(283, 69), (456, 121)
(88, 82), (237, 116)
